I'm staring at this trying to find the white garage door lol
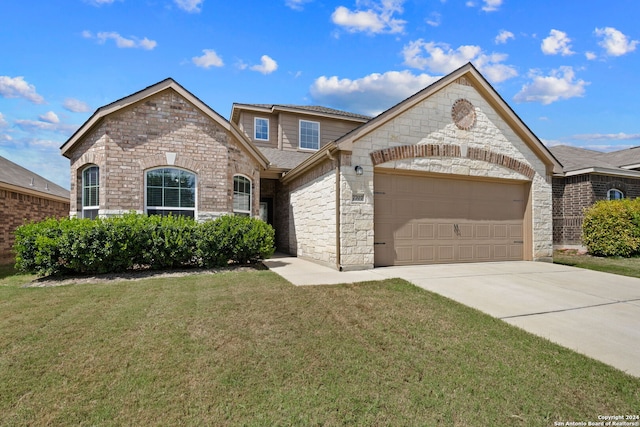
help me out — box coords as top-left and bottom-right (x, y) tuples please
(374, 172), (527, 266)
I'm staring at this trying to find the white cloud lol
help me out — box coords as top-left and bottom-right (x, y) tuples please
(514, 67), (588, 105)
(331, 0), (406, 34)
(0, 76), (45, 104)
(570, 132), (640, 141)
(541, 29), (574, 56)
(39, 111), (60, 124)
(595, 27), (638, 56)
(310, 70), (440, 116)
(585, 51), (597, 60)
(481, 0), (502, 12)
(285, 0), (312, 10)
(401, 39), (517, 82)
(425, 12), (441, 27)
(467, 0), (502, 12)
(174, 0), (203, 13)
(14, 119), (78, 135)
(250, 55), (278, 75)
(495, 30), (514, 44)
(192, 49), (224, 68)
(63, 98), (91, 113)
(84, 31), (157, 50)
(0, 113), (8, 127)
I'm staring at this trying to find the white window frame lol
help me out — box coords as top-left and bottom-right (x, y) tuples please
(144, 167), (197, 218)
(299, 119), (320, 151)
(233, 174), (252, 216)
(81, 165), (99, 219)
(254, 117), (270, 141)
(607, 188), (624, 200)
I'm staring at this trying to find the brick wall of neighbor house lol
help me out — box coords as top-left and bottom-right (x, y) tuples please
(0, 189), (70, 264)
(345, 77), (553, 265)
(553, 174), (640, 246)
(67, 90), (261, 220)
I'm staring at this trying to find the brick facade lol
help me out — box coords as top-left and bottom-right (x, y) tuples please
(65, 89), (262, 220)
(0, 188), (70, 265)
(553, 174), (640, 246)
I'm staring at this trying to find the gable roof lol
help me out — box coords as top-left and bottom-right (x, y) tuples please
(337, 63), (562, 173)
(283, 63), (563, 183)
(61, 78), (269, 168)
(549, 145), (640, 178)
(0, 156), (70, 201)
(230, 103), (371, 123)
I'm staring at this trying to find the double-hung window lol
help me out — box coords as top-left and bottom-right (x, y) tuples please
(299, 120), (320, 150)
(82, 165), (99, 219)
(254, 117), (269, 141)
(233, 175), (251, 216)
(146, 168), (196, 218)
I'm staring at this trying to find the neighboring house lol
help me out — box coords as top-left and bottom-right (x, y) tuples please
(550, 145), (640, 248)
(0, 156), (70, 264)
(61, 63), (562, 270)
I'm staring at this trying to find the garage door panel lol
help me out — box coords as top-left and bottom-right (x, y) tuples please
(418, 246), (435, 261)
(374, 173), (526, 266)
(417, 224), (435, 239)
(396, 223), (413, 239)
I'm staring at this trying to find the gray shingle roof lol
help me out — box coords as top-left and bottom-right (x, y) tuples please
(0, 156), (70, 199)
(239, 104), (372, 121)
(258, 147), (314, 170)
(549, 144), (640, 175)
(602, 146), (640, 168)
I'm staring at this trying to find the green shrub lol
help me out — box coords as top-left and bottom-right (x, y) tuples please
(205, 215), (275, 265)
(582, 199), (640, 257)
(14, 213), (275, 276)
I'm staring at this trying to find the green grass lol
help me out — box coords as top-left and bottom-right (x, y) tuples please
(1, 270), (638, 426)
(554, 250), (640, 278)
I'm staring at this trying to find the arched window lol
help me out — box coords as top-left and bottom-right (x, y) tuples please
(146, 168), (196, 218)
(82, 165), (99, 219)
(607, 188), (624, 200)
(233, 175), (251, 216)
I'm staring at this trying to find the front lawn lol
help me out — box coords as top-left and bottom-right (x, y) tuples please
(1, 270), (638, 426)
(554, 249), (640, 278)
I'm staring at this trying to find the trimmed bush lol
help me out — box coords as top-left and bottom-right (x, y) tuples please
(582, 199), (640, 257)
(14, 213), (275, 276)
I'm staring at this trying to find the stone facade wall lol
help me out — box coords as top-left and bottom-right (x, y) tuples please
(288, 159), (338, 267)
(553, 174), (640, 246)
(0, 188), (69, 264)
(67, 89), (261, 220)
(345, 79), (553, 265)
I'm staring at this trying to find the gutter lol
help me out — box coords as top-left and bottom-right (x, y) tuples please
(563, 167), (640, 178)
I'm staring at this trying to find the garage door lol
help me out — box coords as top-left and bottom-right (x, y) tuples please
(374, 172), (527, 266)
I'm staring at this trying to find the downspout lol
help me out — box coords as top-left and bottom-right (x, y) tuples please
(335, 152), (342, 271)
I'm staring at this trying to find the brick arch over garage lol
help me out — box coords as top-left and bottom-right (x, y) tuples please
(369, 144), (535, 179)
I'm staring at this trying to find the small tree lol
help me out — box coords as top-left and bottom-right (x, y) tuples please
(582, 199), (640, 257)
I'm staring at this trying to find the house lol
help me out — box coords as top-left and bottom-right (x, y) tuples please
(0, 156), (70, 264)
(550, 145), (640, 248)
(61, 63), (562, 270)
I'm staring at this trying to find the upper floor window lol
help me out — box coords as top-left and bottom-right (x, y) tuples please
(607, 188), (624, 200)
(82, 165), (99, 219)
(254, 117), (269, 141)
(233, 175), (251, 216)
(299, 120), (320, 150)
(146, 168), (196, 218)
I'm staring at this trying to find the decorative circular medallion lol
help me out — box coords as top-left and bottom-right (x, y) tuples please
(451, 98), (476, 130)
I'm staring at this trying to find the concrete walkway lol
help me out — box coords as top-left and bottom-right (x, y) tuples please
(263, 254), (640, 377)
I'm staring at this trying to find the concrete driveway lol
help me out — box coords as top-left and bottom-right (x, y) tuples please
(264, 256), (640, 377)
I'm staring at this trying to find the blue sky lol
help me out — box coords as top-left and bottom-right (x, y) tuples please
(2, 0), (640, 189)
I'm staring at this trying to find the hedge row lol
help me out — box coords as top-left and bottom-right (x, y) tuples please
(582, 198), (640, 257)
(14, 213), (275, 276)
